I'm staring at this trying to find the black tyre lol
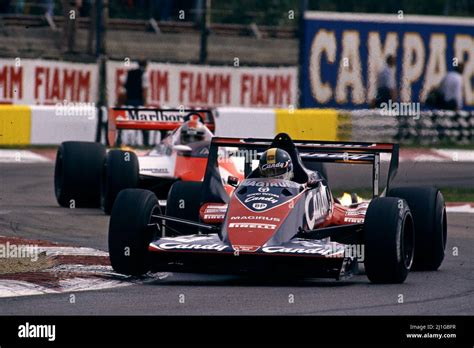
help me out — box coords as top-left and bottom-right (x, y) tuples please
(54, 141), (106, 208)
(388, 186), (447, 271)
(165, 181), (202, 236)
(364, 197), (415, 283)
(108, 189), (160, 276)
(101, 150), (139, 214)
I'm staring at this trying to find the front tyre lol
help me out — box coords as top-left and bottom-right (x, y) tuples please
(108, 189), (159, 276)
(363, 197), (415, 284)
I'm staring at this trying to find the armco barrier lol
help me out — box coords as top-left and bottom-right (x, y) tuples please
(30, 105), (98, 145)
(214, 107), (276, 138)
(0, 105), (98, 145)
(214, 108), (347, 141)
(275, 108), (343, 141)
(2, 105), (471, 146)
(0, 105), (31, 145)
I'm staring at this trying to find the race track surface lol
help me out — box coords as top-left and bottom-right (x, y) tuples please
(0, 162), (473, 315)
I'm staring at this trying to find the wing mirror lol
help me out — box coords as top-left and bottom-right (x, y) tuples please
(227, 176), (239, 187)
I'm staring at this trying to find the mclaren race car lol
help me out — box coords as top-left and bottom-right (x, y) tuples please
(108, 133), (447, 283)
(54, 108), (242, 214)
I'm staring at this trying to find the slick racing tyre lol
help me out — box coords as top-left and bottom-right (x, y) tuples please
(101, 149), (139, 215)
(54, 141), (106, 208)
(166, 181), (202, 236)
(108, 189), (160, 276)
(389, 187), (447, 271)
(363, 197), (415, 284)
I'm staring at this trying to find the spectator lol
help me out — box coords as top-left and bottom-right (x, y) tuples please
(14, 0), (25, 14)
(43, 0), (54, 16)
(155, 0), (173, 21)
(122, 59), (150, 145)
(124, 60), (148, 107)
(438, 63), (464, 111)
(374, 55), (397, 108)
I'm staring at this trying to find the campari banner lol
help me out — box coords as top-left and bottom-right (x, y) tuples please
(301, 12), (474, 109)
(106, 60), (297, 108)
(0, 58), (98, 105)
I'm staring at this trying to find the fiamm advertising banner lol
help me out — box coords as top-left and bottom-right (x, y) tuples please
(0, 59), (98, 105)
(107, 61), (297, 108)
(302, 12), (474, 109)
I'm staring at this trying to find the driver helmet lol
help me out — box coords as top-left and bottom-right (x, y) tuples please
(258, 148), (294, 180)
(179, 117), (207, 145)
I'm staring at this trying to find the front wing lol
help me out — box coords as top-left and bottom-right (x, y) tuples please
(148, 234), (357, 279)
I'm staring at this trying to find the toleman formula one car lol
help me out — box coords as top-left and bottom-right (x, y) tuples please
(54, 108), (242, 214)
(108, 133), (447, 283)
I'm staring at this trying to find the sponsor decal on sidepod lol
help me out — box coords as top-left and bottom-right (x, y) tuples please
(262, 245), (343, 255)
(157, 243), (229, 252)
(230, 216), (281, 222)
(242, 180), (300, 188)
(252, 203), (267, 210)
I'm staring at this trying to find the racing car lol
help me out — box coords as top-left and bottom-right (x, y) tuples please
(54, 108), (242, 214)
(108, 133), (447, 283)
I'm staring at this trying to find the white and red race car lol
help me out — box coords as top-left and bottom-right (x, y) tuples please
(54, 108), (243, 214)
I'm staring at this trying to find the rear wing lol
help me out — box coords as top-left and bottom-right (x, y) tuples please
(107, 108), (215, 146)
(208, 136), (399, 198)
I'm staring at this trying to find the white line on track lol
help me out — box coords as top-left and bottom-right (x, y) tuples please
(0, 150), (50, 163)
(446, 204), (474, 213)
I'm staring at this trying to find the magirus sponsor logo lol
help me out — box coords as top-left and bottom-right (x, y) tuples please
(230, 215), (280, 222)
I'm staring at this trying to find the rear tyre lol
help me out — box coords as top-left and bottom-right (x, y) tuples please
(388, 186), (447, 271)
(166, 181), (202, 236)
(54, 141), (106, 207)
(108, 189), (159, 276)
(364, 197), (414, 284)
(101, 150), (139, 214)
